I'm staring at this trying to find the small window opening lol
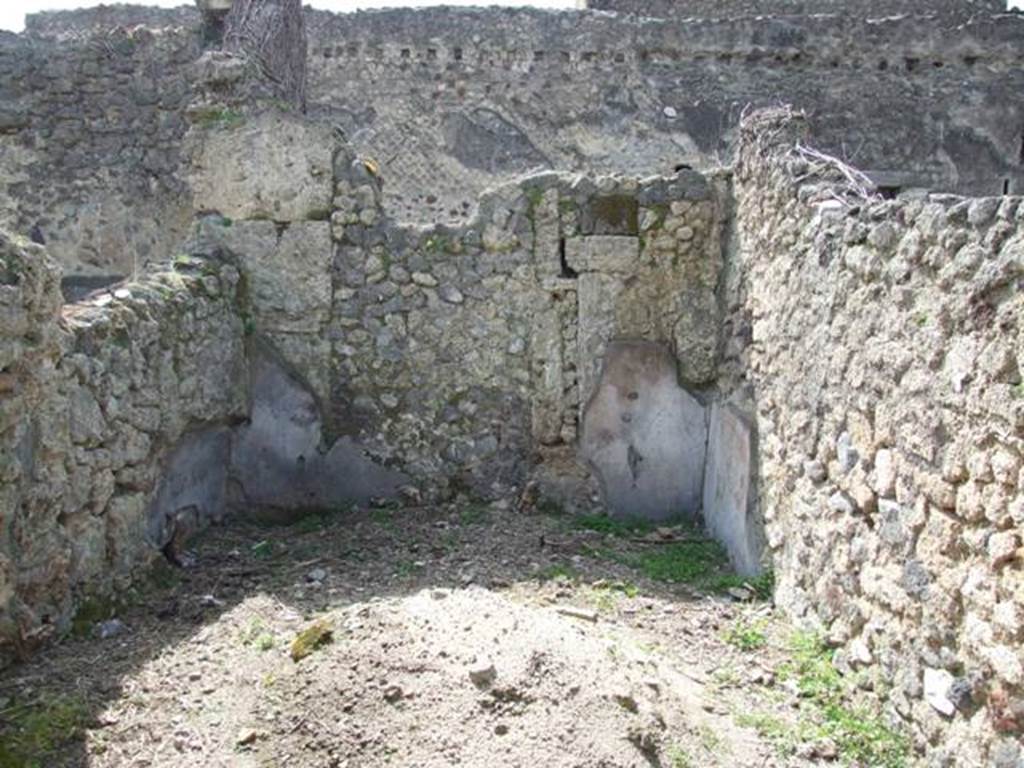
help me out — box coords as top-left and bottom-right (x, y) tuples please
(559, 238), (578, 279)
(1018, 132), (1024, 165)
(1003, 178), (1011, 196)
(877, 185), (901, 200)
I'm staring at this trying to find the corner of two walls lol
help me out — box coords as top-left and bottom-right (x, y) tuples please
(730, 108), (1024, 765)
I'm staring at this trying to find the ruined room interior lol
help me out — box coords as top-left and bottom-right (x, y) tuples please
(0, 0), (1022, 765)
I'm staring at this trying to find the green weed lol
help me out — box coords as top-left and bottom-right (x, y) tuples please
(240, 618), (275, 651)
(0, 694), (90, 768)
(535, 562), (579, 583)
(631, 539), (727, 584)
(458, 503), (488, 525)
(766, 632), (910, 767)
(665, 745), (694, 768)
(723, 618), (768, 651)
(193, 106), (244, 129)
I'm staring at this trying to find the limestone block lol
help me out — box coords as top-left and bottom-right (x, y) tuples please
(565, 236), (639, 274)
(224, 220), (332, 333)
(530, 297), (565, 446)
(581, 341), (706, 521)
(577, 272), (626, 410)
(188, 111), (334, 222)
(702, 402), (766, 576)
(105, 493), (150, 571)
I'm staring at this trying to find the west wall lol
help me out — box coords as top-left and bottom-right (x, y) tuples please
(0, 229), (247, 664)
(730, 109), (1024, 766)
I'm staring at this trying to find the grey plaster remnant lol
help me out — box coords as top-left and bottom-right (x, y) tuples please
(148, 428), (233, 549)
(229, 348), (408, 522)
(581, 341), (707, 521)
(702, 401), (766, 577)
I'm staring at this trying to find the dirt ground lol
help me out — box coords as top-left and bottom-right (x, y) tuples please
(0, 501), (900, 768)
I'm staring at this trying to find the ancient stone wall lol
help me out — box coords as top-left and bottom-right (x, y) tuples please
(305, 7), (1024, 224)
(0, 22), (199, 286)
(184, 107), (724, 503)
(586, 0), (1006, 19)
(7, 4), (1023, 274)
(0, 230), (247, 665)
(0, 100), (726, 659)
(729, 109), (1024, 765)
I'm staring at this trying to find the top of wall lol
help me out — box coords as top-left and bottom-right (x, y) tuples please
(585, 0), (1007, 18)
(24, 4), (199, 38)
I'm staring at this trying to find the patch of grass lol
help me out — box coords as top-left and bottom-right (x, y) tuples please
(723, 618), (768, 651)
(0, 694), (90, 767)
(69, 596), (118, 638)
(292, 514), (329, 534)
(665, 745), (694, 768)
(525, 186), (546, 210)
(763, 632), (910, 767)
(240, 618), (275, 651)
(370, 506), (395, 528)
(458, 503), (488, 525)
(631, 539), (726, 584)
(250, 540), (273, 560)
(394, 559), (421, 578)
(146, 558), (182, 592)
(535, 562), (579, 582)
(290, 619), (333, 662)
(782, 631), (844, 700)
(711, 665), (742, 690)
(423, 235), (453, 254)
(537, 497), (565, 517)
(735, 711), (793, 743)
(697, 724), (726, 755)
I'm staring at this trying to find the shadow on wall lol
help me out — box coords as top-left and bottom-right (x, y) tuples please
(149, 342), (409, 547)
(580, 340), (766, 576)
(227, 343), (409, 521)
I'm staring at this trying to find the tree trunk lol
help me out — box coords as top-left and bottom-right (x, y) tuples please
(223, 0), (307, 112)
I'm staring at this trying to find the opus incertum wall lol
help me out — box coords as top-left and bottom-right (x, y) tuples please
(4, 1), (1023, 284)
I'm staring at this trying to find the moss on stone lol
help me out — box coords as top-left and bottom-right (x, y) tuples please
(290, 619), (333, 662)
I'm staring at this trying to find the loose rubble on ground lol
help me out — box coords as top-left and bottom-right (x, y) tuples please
(0, 500), (909, 767)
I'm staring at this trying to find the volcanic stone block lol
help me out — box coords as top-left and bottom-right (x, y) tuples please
(188, 111), (333, 222)
(702, 402), (765, 576)
(580, 340), (707, 521)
